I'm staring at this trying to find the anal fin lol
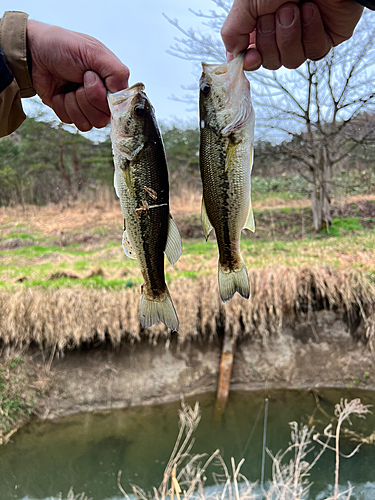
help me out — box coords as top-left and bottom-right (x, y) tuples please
(243, 200), (255, 232)
(165, 215), (182, 265)
(122, 230), (137, 259)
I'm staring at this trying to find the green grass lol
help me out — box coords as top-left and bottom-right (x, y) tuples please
(1, 231), (374, 291)
(6, 233), (35, 241)
(181, 240), (216, 255)
(0, 207), (374, 291)
(323, 217), (363, 237)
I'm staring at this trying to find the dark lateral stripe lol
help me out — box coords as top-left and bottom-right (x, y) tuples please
(0, 45), (14, 94)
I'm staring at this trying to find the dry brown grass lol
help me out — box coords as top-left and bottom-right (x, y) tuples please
(1, 190), (374, 237)
(0, 266), (373, 351)
(0, 188), (121, 237)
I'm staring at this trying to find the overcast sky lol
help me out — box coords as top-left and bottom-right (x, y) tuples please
(6, 0), (224, 132)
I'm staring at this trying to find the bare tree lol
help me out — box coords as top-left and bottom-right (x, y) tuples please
(164, 3), (375, 231)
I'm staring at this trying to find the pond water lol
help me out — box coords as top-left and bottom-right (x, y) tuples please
(1, 388), (375, 500)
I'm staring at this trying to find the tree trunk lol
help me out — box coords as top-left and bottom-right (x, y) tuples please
(72, 138), (82, 192)
(58, 135), (72, 189)
(311, 158), (332, 232)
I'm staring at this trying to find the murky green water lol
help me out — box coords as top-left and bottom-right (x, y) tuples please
(1, 388), (375, 500)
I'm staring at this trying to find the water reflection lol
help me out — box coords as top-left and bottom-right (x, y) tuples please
(0, 388), (374, 500)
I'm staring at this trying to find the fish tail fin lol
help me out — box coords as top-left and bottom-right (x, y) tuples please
(218, 259), (250, 303)
(140, 288), (179, 332)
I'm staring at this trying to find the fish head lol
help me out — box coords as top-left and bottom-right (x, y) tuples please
(108, 83), (157, 160)
(199, 54), (253, 137)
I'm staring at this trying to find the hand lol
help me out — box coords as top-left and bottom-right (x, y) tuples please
(221, 0), (364, 71)
(27, 20), (129, 131)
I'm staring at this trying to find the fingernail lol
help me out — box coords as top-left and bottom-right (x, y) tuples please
(278, 6), (295, 28)
(226, 51), (234, 63)
(258, 16), (275, 35)
(302, 5), (314, 25)
(84, 71), (97, 86)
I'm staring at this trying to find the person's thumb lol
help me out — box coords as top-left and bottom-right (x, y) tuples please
(85, 45), (130, 93)
(104, 65), (130, 93)
(221, 0), (257, 56)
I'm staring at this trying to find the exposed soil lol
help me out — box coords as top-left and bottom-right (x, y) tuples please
(4, 309), (374, 424)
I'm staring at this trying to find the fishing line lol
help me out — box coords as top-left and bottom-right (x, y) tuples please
(260, 398), (269, 496)
(240, 399), (265, 460)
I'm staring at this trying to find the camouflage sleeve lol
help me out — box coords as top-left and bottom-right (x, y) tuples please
(0, 11), (35, 138)
(355, 0), (375, 9)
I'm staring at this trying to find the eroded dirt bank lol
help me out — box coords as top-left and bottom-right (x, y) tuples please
(30, 309), (375, 420)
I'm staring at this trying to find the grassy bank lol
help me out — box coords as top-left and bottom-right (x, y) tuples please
(0, 193), (374, 447)
(0, 354), (47, 444)
(0, 195), (374, 350)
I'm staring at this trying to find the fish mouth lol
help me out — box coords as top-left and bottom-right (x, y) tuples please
(107, 83), (146, 116)
(201, 53), (252, 135)
(201, 53), (248, 98)
(201, 52), (245, 78)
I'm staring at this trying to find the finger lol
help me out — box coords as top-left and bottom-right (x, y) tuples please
(51, 93), (73, 124)
(226, 51), (234, 63)
(76, 85), (110, 129)
(221, 0), (257, 56)
(82, 38), (130, 93)
(256, 14), (281, 70)
(84, 71), (110, 116)
(64, 91), (93, 132)
(243, 47), (262, 71)
(104, 64), (130, 93)
(300, 3), (332, 61)
(276, 3), (305, 69)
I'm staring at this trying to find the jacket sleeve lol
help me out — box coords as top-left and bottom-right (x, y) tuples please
(355, 0), (375, 9)
(0, 11), (36, 138)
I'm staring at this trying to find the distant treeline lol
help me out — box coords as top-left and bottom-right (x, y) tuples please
(0, 116), (375, 206)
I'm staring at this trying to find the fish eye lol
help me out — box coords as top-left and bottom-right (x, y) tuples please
(133, 105), (145, 118)
(200, 83), (211, 96)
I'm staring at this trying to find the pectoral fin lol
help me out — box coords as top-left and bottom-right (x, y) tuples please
(165, 215), (182, 265)
(201, 198), (213, 240)
(121, 162), (133, 194)
(122, 230), (137, 259)
(225, 142), (237, 171)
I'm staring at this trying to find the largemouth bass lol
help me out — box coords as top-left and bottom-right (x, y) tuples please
(199, 53), (255, 303)
(108, 83), (182, 331)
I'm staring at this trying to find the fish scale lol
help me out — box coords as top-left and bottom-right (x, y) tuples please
(199, 53), (255, 303)
(108, 83), (182, 331)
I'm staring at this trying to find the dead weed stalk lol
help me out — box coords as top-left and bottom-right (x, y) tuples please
(118, 401), (256, 500)
(0, 266), (373, 351)
(58, 488), (92, 500)
(117, 398), (371, 500)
